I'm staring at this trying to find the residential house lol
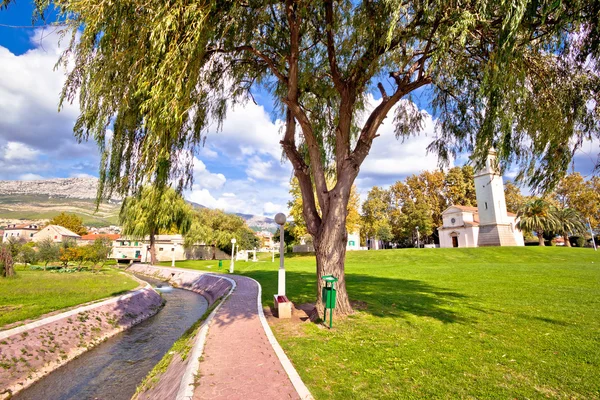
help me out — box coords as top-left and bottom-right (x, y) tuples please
(32, 225), (81, 243)
(110, 234), (186, 263)
(3, 223), (40, 242)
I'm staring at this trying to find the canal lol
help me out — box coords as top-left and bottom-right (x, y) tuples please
(15, 275), (208, 400)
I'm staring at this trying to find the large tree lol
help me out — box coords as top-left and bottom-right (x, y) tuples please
(5, 0), (599, 314)
(120, 186), (193, 264)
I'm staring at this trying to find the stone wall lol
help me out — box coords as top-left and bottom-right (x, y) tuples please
(0, 286), (163, 399)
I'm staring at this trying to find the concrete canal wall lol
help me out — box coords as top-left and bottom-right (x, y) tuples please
(0, 284), (164, 399)
(127, 264), (234, 400)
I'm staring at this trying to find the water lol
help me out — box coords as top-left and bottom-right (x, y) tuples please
(15, 275), (208, 400)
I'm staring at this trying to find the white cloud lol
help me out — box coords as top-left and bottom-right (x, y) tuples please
(70, 172), (95, 178)
(356, 95), (451, 192)
(2, 142), (40, 161)
(263, 201), (286, 215)
(19, 173), (44, 181)
(192, 157), (226, 190)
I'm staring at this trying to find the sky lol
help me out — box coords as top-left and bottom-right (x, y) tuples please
(1, 3), (598, 218)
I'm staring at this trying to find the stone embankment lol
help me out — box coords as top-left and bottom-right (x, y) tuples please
(127, 264), (234, 400)
(0, 284), (163, 399)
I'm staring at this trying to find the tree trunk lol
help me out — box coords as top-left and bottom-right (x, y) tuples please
(150, 233), (158, 264)
(212, 243), (216, 260)
(313, 201), (353, 317)
(538, 230), (545, 246)
(563, 234), (571, 247)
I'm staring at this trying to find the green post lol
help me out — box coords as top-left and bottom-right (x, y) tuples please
(321, 275), (338, 329)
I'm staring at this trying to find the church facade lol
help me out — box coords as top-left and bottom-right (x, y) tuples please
(438, 150), (525, 248)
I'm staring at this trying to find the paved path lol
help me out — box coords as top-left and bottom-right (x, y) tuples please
(193, 275), (301, 400)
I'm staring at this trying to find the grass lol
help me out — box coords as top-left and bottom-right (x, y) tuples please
(168, 247), (600, 399)
(0, 265), (138, 328)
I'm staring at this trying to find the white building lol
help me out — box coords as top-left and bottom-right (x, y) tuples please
(32, 225), (81, 243)
(3, 223), (40, 242)
(438, 149), (525, 248)
(110, 234), (186, 263)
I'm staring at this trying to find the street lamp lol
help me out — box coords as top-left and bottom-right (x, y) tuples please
(274, 213), (286, 296)
(229, 238), (237, 273)
(416, 226), (420, 249)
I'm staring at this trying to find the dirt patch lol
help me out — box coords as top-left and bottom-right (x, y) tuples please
(265, 303), (317, 337)
(350, 300), (368, 311)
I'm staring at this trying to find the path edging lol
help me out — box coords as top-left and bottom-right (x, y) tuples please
(247, 277), (314, 400)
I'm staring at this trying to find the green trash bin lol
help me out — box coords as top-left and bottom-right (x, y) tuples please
(218, 260), (223, 270)
(321, 275), (338, 328)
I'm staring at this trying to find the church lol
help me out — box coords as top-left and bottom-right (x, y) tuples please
(438, 149), (525, 248)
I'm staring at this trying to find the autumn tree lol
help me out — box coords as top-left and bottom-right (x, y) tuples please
(444, 166), (477, 207)
(504, 182), (527, 214)
(7, 0), (600, 314)
(48, 212), (87, 236)
(120, 186), (193, 264)
(553, 173), (600, 230)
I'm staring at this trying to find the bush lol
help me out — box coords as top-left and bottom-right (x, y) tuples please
(569, 236), (586, 247)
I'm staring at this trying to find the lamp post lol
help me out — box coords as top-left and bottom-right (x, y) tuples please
(274, 213), (286, 296)
(589, 219), (597, 251)
(416, 226), (420, 249)
(229, 238), (237, 273)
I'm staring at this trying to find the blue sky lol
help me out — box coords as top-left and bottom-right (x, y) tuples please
(0, 2), (598, 217)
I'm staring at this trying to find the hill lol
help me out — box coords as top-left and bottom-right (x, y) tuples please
(0, 177), (276, 230)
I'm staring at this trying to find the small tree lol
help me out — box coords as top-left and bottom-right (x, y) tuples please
(88, 238), (112, 271)
(0, 245), (15, 277)
(517, 199), (559, 246)
(552, 208), (587, 248)
(37, 238), (60, 269)
(18, 243), (38, 265)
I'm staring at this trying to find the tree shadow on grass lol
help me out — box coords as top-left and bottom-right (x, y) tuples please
(246, 270), (471, 324)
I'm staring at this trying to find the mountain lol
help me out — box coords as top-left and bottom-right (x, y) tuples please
(0, 177), (276, 231)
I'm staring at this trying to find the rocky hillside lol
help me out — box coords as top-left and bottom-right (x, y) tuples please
(0, 177), (105, 199)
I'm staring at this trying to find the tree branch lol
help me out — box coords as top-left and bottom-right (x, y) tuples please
(325, 0), (344, 92)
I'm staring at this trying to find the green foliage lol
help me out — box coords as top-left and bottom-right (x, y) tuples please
(37, 238), (60, 267)
(9, 0), (591, 201)
(184, 208), (258, 256)
(517, 198), (559, 245)
(120, 186), (193, 238)
(361, 186), (392, 242)
(120, 185), (193, 263)
(48, 212), (88, 236)
(504, 181), (527, 214)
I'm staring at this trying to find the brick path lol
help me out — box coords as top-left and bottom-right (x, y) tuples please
(193, 276), (300, 400)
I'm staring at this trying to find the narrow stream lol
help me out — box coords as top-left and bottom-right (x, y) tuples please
(15, 275), (208, 400)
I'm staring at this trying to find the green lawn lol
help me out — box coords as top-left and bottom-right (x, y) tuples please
(0, 266), (139, 328)
(169, 247), (600, 399)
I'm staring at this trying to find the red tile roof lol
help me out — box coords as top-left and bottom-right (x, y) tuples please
(80, 233), (121, 241)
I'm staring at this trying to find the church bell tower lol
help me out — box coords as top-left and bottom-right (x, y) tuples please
(474, 149), (518, 246)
